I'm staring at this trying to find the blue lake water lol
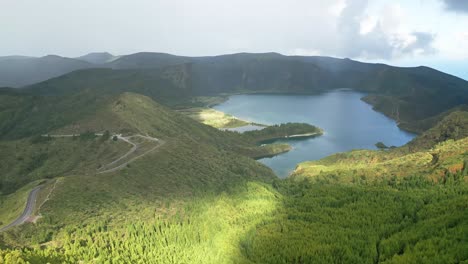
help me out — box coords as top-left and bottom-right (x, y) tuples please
(214, 90), (416, 177)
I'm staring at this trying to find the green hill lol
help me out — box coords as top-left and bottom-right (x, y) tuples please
(20, 66), (193, 106)
(406, 111), (468, 151)
(0, 90), (282, 262)
(0, 91), (284, 193)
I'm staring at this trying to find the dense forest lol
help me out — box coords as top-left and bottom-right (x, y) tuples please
(0, 175), (466, 263)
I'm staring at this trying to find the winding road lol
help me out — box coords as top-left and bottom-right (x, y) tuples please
(0, 185), (42, 232)
(0, 133), (164, 232)
(97, 134), (164, 174)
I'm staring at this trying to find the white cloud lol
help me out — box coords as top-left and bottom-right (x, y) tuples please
(328, 1), (436, 59)
(359, 15), (378, 35)
(329, 0), (347, 17)
(0, 0), (449, 61)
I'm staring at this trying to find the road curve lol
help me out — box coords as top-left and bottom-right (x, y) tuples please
(0, 185), (42, 232)
(97, 136), (138, 171)
(0, 133), (163, 232)
(98, 135), (165, 174)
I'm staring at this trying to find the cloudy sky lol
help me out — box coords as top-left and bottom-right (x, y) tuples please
(1, 0), (467, 79)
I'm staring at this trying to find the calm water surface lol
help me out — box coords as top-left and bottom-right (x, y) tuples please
(214, 90), (416, 177)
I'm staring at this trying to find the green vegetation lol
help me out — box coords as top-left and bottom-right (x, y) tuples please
(398, 105), (468, 133)
(236, 143), (292, 159)
(375, 141), (388, 149)
(0, 82), (466, 263)
(293, 136), (468, 184)
(186, 96), (228, 108)
(0, 168), (466, 263)
(406, 111), (468, 151)
(0, 181), (279, 263)
(0, 89), (116, 140)
(244, 123), (323, 143)
(0, 136), (131, 195)
(240, 180), (467, 264)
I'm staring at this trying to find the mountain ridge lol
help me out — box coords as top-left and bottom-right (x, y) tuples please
(13, 52), (467, 133)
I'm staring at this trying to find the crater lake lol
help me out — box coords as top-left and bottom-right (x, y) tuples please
(214, 90), (416, 177)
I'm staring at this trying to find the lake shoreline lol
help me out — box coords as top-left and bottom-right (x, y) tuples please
(213, 91), (416, 177)
(253, 145), (293, 160)
(209, 89), (417, 135)
(257, 131), (323, 145)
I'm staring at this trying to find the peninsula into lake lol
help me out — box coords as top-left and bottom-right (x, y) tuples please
(244, 123), (323, 144)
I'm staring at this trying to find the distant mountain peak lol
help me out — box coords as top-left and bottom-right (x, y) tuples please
(42, 54), (63, 59)
(76, 52), (117, 64)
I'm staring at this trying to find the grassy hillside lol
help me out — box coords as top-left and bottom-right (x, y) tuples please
(0, 89), (115, 140)
(0, 136), (131, 195)
(21, 66), (193, 107)
(0, 90), (281, 262)
(53, 92), (291, 158)
(0, 91), (285, 190)
(293, 137), (467, 184)
(396, 105), (468, 133)
(406, 111), (468, 151)
(0, 182), (41, 229)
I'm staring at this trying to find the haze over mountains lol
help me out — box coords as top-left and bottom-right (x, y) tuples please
(2, 51), (467, 87)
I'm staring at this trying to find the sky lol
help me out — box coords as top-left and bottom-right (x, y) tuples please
(1, 0), (467, 79)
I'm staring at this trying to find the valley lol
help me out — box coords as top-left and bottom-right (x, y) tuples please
(0, 52), (466, 263)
